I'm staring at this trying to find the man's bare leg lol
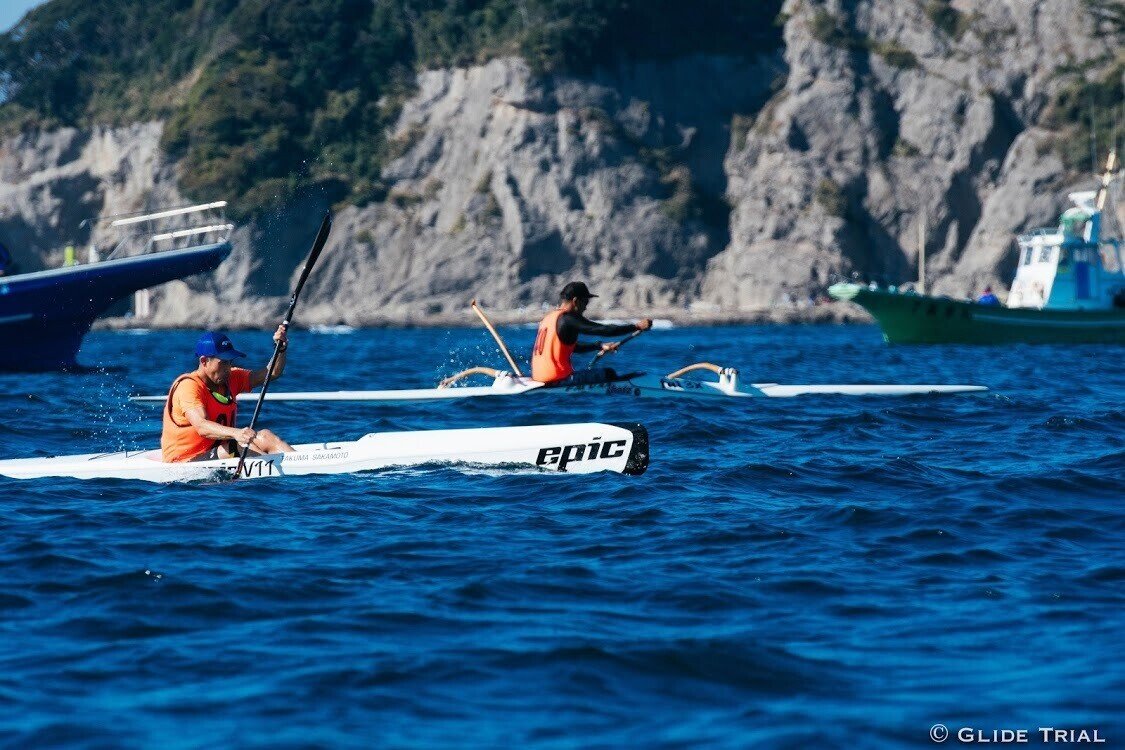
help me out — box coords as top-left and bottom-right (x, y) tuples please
(249, 429), (293, 454)
(218, 429), (294, 457)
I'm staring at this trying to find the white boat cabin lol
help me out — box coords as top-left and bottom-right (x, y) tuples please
(1008, 190), (1124, 311)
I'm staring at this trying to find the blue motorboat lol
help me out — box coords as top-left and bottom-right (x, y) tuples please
(0, 202), (232, 371)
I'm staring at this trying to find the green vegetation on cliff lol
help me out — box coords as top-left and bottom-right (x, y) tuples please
(1047, 55), (1125, 173)
(1047, 2), (1124, 173)
(0, 0), (782, 217)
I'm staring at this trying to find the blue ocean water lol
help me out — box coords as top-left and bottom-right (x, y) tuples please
(0, 324), (1122, 748)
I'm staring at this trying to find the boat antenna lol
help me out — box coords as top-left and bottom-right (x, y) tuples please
(918, 207), (927, 295)
(1089, 92), (1098, 175)
(234, 210), (332, 478)
(1115, 88), (1121, 164)
(470, 300), (524, 376)
(1095, 148), (1118, 212)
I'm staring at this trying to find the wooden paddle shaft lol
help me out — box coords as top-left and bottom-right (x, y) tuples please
(471, 300), (524, 377)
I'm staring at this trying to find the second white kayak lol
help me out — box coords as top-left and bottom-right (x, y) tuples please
(132, 373), (988, 404)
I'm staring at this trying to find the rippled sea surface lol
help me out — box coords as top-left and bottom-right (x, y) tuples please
(1, 325), (1122, 748)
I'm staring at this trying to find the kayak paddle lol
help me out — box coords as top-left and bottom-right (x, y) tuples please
(471, 299), (524, 376)
(588, 329), (644, 368)
(235, 210), (332, 478)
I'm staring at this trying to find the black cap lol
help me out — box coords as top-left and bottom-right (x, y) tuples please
(560, 281), (598, 301)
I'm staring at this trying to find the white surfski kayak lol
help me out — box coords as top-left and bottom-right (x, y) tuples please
(0, 423), (649, 481)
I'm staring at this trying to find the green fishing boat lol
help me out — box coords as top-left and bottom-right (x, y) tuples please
(830, 151), (1125, 344)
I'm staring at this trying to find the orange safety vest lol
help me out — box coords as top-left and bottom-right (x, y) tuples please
(161, 370), (250, 462)
(531, 309), (575, 382)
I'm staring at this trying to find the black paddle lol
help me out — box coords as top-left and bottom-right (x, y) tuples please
(587, 329), (644, 368)
(234, 210), (332, 478)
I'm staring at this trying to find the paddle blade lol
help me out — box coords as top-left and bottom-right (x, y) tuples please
(287, 210), (332, 318)
(237, 209), (332, 479)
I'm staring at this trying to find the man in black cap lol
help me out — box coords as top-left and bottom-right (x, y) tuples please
(530, 281), (652, 384)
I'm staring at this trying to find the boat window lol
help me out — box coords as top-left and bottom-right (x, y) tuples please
(1022, 247), (1033, 265)
(1038, 246), (1053, 263)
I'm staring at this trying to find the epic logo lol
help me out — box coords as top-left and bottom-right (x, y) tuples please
(536, 438), (628, 471)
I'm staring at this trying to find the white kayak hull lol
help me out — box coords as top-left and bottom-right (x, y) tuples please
(0, 423), (649, 481)
(132, 374), (987, 404)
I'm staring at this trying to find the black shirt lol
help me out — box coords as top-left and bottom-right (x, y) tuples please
(556, 312), (638, 353)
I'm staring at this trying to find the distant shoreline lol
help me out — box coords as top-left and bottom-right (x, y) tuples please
(94, 303), (874, 331)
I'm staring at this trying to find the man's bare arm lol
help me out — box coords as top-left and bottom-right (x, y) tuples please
(250, 324), (289, 388)
(184, 407), (254, 445)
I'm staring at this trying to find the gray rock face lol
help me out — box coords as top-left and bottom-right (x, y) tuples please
(0, 0), (1118, 327)
(300, 55), (779, 324)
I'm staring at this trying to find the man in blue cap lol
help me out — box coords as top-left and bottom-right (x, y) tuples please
(161, 325), (293, 462)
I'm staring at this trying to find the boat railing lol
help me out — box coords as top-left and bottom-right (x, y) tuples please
(1017, 228), (1062, 245)
(80, 200), (234, 263)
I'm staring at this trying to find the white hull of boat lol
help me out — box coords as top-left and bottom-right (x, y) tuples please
(132, 374), (987, 404)
(0, 423), (649, 481)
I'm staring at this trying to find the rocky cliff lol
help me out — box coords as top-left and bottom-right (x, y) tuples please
(0, 0), (1120, 327)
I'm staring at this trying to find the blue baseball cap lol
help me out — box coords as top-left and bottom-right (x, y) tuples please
(194, 331), (246, 360)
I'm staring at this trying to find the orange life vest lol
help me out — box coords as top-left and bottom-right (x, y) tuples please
(531, 309), (574, 382)
(161, 370), (250, 462)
